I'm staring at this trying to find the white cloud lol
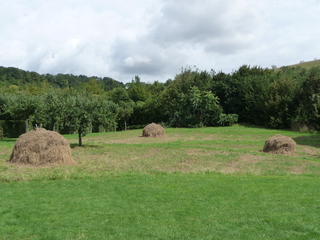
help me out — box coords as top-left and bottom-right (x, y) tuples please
(0, 0), (319, 82)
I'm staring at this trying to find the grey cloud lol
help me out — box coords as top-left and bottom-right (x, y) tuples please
(109, 0), (265, 81)
(110, 38), (185, 81)
(149, 1), (229, 45)
(23, 39), (111, 78)
(148, 0), (263, 55)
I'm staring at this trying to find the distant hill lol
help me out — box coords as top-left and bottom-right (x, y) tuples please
(0, 66), (124, 91)
(283, 59), (320, 69)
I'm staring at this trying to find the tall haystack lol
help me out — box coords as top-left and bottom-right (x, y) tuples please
(262, 134), (296, 156)
(142, 123), (165, 137)
(9, 128), (75, 165)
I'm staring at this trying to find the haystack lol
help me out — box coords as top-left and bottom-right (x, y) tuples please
(142, 123), (165, 137)
(262, 134), (296, 156)
(9, 128), (75, 165)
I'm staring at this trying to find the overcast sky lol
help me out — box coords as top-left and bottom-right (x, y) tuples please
(1, 0), (319, 83)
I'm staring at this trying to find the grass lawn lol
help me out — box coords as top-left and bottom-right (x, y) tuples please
(1, 125), (320, 239)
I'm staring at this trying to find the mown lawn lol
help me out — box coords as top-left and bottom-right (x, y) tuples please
(1, 174), (320, 239)
(1, 125), (320, 239)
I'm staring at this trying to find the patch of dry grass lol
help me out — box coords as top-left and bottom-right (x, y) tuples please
(1, 126), (320, 181)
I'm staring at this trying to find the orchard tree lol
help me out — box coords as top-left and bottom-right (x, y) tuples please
(60, 93), (118, 146)
(107, 87), (134, 130)
(32, 91), (65, 131)
(1, 93), (38, 132)
(117, 101), (134, 130)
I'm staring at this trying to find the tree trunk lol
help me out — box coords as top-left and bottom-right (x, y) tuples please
(78, 129), (82, 146)
(125, 121), (127, 131)
(25, 119), (29, 132)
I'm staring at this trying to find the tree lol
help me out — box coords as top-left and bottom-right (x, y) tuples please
(265, 77), (299, 128)
(1, 93), (38, 132)
(116, 101), (134, 130)
(126, 76), (151, 102)
(59, 93), (118, 146)
(107, 87), (134, 130)
(32, 91), (65, 131)
(170, 86), (222, 127)
(293, 67), (320, 129)
(84, 78), (104, 95)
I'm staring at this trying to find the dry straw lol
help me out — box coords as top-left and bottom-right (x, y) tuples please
(142, 123), (165, 137)
(262, 134), (296, 156)
(9, 128), (75, 165)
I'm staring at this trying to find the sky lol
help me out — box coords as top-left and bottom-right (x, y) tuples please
(1, 0), (319, 83)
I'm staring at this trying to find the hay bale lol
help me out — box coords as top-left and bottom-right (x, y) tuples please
(262, 134), (296, 156)
(142, 123), (165, 137)
(9, 128), (75, 165)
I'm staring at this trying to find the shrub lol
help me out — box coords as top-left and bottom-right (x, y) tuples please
(218, 113), (239, 126)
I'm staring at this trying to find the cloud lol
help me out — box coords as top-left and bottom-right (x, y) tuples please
(0, 0), (320, 82)
(111, 38), (183, 81)
(110, 0), (267, 80)
(149, 0), (265, 53)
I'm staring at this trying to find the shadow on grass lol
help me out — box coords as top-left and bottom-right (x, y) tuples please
(238, 123), (294, 132)
(0, 138), (17, 142)
(238, 123), (272, 129)
(70, 143), (104, 149)
(293, 135), (320, 148)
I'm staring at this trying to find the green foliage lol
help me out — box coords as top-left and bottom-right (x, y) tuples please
(0, 66), (123, 93)
(128, 101), (148, 127)
(2, 64), (320, 132)
(84, 78), (104, 95)
(107, 87), (130, 104)
(167, 66), (213, 93)
(0, 93), (38, 122)
(0, 91), (118, 145)
(170, 86), (223, 127)
(0, 120), (25, 138)
(32, 91), (65, 130)
(217, 65), (272, 124)
(57, 93), (118, 146)
(101, 77), (124, 91)
(107, 87), (134, 130)
(126, 76), (151, 102)
(265, 77), (299, 128)
(291, 67), (320, 129)
(218, 113), (239, 126)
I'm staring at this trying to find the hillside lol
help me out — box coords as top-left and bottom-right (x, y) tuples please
(284, 59), (320, 69)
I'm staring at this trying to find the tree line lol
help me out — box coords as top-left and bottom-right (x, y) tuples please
(1, 64), (320, 145)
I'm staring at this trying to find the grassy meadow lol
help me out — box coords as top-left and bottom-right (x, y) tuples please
(288, 59), (320, 69)
(1, 125), (320, 239)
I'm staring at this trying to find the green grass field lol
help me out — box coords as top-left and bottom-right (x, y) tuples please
(1, 125), (320, 239)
